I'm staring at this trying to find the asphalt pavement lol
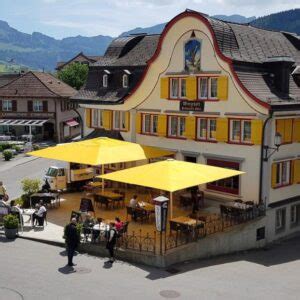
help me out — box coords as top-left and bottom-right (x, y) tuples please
(0, 155), (57, 200)
(0, 235), (300, 300)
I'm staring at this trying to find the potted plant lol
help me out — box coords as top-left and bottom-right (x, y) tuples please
(3, 214), (19, 239)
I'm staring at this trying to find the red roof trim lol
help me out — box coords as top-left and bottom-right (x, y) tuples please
(124, 11), (270, 110)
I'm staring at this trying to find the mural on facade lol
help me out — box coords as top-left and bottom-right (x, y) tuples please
(184, 39), (201, 72)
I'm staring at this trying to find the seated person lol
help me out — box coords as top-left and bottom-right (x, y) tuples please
(10, 200), (23, 224)
(129, 195), (139, 208)
(41, 179), (51, 192)
(33, 201), (47, 226)
(83, 213), (94, 239)
(115, 217), (123, 232)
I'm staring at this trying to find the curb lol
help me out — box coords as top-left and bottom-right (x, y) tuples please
(17, 235), (65, 248)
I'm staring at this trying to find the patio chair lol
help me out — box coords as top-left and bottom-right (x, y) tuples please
(134, 208), (148, 224)
(169, 221), (180, 233)
(95, 195), (110, 209)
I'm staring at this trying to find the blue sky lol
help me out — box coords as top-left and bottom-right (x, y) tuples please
(0, 0), (299, 39)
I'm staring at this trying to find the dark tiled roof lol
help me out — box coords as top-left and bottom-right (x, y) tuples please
(208, 17), (300, 64)
(0, 71), (76, 98)
(93, 35), (160, 67)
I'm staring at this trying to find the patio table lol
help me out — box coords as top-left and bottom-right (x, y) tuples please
(170, 216), (197, 226)
(138, 202), (155, 220)
(94, 191), (123, 209)
(21, 209), (36, 232)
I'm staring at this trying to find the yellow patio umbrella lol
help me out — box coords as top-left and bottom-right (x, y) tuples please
(28, 137), (174, 191)
(98, 159), (244, 217)
(28, 137), (174, 165)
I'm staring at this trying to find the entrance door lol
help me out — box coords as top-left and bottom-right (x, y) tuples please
(44, 122), (54, 140)
(184, 156), (197, 163)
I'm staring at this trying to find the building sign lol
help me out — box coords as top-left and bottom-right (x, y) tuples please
(154, 196), (169, 232)
(0, 112), (54, 118)
(180, 101), (204, 112)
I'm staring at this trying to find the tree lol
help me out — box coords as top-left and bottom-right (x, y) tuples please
(58, 62), (89, 90)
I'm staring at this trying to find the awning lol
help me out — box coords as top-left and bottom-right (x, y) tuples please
(99, 159), (244, 193)
(65, 119), (79, 127)
(0, 119), (48, 127)
(28, 137), (175, 166)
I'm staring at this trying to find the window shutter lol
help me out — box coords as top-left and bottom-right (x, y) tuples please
(85, 108), (91, 128)
(103, 110), (112, 130)
(293, 160), (300, 184)
(28, 100), (33, 112)
(271, 163), (277, 188)
(186, 77), (197, 101)
(157, 114), (167, 137)
(160, 77), (169, 99)
(251, 119), (263, 145)
(216, 118), (228, 142)
(217, 76), (228, 100)
(124, 111), (130, 131)
(184, 116), (196, 139)
(284, 119), (293, 143)
(293, 119), (300, 142)
(136, 113), (142, 134)
(276, 119), (284, 140)
(12, 100), (17, 112)
(43, 101), (48, 112)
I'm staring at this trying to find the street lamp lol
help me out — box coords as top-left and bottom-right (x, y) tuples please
(263, 132), (282, 161)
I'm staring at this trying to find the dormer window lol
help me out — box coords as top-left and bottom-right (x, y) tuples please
(123, 74), (129, 88)
(103, 74), (108, 88)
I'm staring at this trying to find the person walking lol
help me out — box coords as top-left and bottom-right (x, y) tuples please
(65, 218), (79, 267)
(106, 222), (117, 263)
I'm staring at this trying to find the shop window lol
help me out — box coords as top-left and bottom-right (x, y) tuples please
(92, 109), (103, 128)
(275, 208), (286, 233)
(63, 125), (70, 137)
(33, 100), (43, 112)
(290, 205), (300, 227)
(113, 111), (126, 130)
(275, 161), (291, 187)
(2, 100), (12, 111)
(196, 118), (216, 141)
(198, 77), (218, 100)
(142, 114), (158, 135)
(122, 74), (128, 88)
(229, 119), (252, 144)
(103, 74), (108, 88)
(168, 116), (185, 138)
(170, 78), (186, 99)
(207, 159), (240, 195)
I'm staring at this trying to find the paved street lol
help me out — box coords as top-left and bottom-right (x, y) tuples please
(0, 156), (57, 199)
(0, 235), (300, 300)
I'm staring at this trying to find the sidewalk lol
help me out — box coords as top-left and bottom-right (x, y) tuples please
(0, 154), (39, 173)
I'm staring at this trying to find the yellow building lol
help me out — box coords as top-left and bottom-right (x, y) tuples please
(73, 10), (300, 241)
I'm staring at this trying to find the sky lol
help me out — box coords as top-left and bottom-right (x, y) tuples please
(0, 0), (299, 39)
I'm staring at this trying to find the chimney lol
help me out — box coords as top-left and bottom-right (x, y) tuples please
(264, 56), (295, 95)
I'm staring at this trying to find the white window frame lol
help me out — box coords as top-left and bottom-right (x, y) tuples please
(33, 100), (43, 112)
(229, 119), (252, 144)
(142, 114), (158, 135)
(103, 74), (108, 87)
(275, 160), (291, 187)
(197, 118), (216, 141)
(168, 116), (185, 138)
(92, 109), (103, 128)
(2, 100), (12, 111)
(122, 74), (128, 88)
(198, 77), (219, 100)
(170, 78), (187, 99)
(113, 111), (126, 130)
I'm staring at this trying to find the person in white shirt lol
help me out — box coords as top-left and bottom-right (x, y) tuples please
(33, 201), (47, 226)
(129, 195), (138, 208)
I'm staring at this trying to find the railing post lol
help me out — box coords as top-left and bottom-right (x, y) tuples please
(139, 229), (142, 252)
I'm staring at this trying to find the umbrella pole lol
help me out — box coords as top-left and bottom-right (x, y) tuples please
(170, 192), (173, 219)
(102, 164), (105, 192)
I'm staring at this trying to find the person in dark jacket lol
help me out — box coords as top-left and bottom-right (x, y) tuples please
(65, 218), (79, 266)
(106, 222), (117, 263)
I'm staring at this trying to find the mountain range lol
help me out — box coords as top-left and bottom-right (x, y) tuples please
(0, 9), (299, 71)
